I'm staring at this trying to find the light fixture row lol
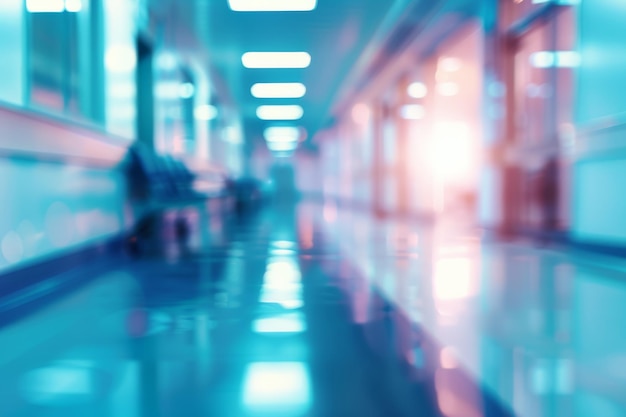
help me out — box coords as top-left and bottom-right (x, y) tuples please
(232, 1), (316, 151)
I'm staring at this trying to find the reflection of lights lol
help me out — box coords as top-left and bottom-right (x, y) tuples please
(253, 312), (306, 333)
(408, 82), (428, 99)
(242, 52), (311, 69)
(437, 82), (459, 97)
(261, 258), (303, 309)
(440, 346), (459, 369)
(242, 362), (312, 412)
(434, 257), (475, 300)
(229, 0), (316, 11)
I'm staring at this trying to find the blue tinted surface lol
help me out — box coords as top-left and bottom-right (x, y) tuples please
(0, 201), (623, 417)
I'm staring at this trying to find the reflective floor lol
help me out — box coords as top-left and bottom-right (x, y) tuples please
(1, 200), (625, 417)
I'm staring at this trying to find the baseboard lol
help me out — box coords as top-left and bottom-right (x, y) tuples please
(0, 234), (129, 327)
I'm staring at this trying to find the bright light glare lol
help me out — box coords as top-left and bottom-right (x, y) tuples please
(229, 0), (316, 11)
(242, 362), (312, 412)
(105, 46), (137, 72)
(257, 105), (303, 120)
(26, 0), (64, 12)
(431, 122), (472, 180)
(242, 52), (311, 69)
(264, 126), (300, 143)
(400, 104), (425, 120)
(408, 82), (428, 99)
(433, 257), (475, 300)
(530, 51), (581, 68)
(194, 105), (218, 120)
(251, 83), (306, 98)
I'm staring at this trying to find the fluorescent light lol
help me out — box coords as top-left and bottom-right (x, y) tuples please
(264, 126), (300, 142)
(251, 83), (306, 98)
(530, 51), (581, 68)
(27, 0), (64, 12)
(400, 104), (425, 120)
(242, 52), (311, 69)
(228, 0), (316, 11)
(407, 82), (428, 99)
(194, 105), (218, 120)
(257, 105), (303, 120)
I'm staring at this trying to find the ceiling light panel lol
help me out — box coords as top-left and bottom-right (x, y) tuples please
(228, 0), (316, 11)
(251, 83), (306, 99)
(264, 126), (300, 142)
(257, 105), (303, 120)
(242, 52), (311, 69)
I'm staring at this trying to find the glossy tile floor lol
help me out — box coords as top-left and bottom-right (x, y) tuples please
(1, 200), (625, 417)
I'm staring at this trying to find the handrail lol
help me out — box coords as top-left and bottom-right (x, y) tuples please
(0, 102), (130, 168)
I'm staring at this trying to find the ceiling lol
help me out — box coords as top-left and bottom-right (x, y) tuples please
(149, 0), (408, 148)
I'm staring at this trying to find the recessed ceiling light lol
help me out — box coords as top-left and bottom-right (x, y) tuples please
(242, 52), (311, 69)
(228, 0), (316, 12)
(257, 105), (303, 120)
(264, 126), (301, 142)
(251, 83), (306, 99)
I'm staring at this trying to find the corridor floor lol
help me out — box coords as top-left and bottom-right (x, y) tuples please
(0, 200), (625, 417)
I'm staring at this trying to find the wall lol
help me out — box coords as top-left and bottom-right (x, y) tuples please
(0, 106), (129, 273)
(572, 0), (626, 244)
